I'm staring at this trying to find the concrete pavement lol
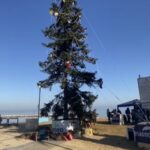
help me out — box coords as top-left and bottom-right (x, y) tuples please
(6, 141), (72, 150)
(6, 142), (50, 150)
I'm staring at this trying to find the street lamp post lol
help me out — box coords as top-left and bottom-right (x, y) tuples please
(38, 85), (41, 123)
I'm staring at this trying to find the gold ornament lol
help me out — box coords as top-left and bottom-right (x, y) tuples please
(49, 9), (53, 15)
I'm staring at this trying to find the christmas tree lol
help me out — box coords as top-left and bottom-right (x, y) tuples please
(38, 0), (103, 122)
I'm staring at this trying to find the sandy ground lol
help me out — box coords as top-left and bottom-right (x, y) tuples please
(9, 137), (139, 150)
(0, 119), (139, 150)
(0, 125), (32, 150)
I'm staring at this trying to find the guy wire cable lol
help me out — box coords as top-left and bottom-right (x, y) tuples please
(79, 1), (131, 95)
(104, 85), (123, 103)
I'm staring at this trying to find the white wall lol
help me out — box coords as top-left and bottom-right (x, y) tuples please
(138, 76), (150, 109)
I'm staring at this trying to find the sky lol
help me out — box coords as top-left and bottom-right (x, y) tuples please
(0, 0), (150, 115)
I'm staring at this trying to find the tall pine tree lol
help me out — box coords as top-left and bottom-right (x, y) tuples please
(38, 0), (103, 122)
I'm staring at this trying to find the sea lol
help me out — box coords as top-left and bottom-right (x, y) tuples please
(0, 106), (115, 125)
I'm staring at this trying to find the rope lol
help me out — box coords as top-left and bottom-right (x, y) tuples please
(105, 86), (123, 103)
(80, 6), (131, 102)
(135, 103), (149, 122)
(83, 15), (106, 52)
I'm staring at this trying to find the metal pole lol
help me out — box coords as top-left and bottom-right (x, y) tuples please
(38, 86), (41, 123)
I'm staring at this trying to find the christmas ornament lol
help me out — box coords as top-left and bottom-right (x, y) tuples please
(72, 2), (75, 6)
(68, 19), (71, 24)
(65, 61), (71, 69)
(54, 11), (59, 17)
(49, 8), (59, 17)
(50, 53), (53, 58)
(49, 9), (53, 15)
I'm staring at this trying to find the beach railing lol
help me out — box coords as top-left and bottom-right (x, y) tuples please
(1, 114), (38, 125)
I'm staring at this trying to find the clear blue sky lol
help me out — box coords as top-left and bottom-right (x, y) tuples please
(0, 0), (150, 114)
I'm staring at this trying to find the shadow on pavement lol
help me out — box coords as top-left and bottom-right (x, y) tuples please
(40, 141), (72, 150)
(79, 134), (138, 150)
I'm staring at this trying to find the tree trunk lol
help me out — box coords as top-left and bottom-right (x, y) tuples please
(63, 76), (68, 119)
